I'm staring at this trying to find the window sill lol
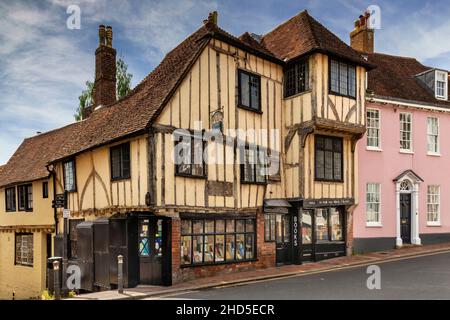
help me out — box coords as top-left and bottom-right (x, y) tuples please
(314, 179), (344, 184)
(14, 264), (33, 268)
(427, 152), (441, 157)
(427, 222), (442, 227)
(284, 89), (312, 100)
(240, 181), (268, 186)
(237, 104), (263, 114)
(111, 177), (131, 182)
(175, 173), (207, 180)
(329, 92), (356, 100)
(399, 150), (414, 155)
(366, 147), (383, 152)
(366, 223), (383, 228)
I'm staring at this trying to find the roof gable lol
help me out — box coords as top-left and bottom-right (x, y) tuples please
(261, 10), (372, 68)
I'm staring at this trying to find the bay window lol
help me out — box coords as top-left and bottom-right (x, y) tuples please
(284, 59), (309, 98)
(330, 59), (356, 98)
(180, 218), (256, 266)
(315, 135), (343, 182)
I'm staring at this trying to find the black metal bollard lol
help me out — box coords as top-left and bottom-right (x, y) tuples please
(53, 260), (61, 300)
(118, 255), (124, 294)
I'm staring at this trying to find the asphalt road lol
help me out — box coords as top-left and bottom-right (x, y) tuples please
(151, 251), (450, 300)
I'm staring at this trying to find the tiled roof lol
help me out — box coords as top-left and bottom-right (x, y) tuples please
(261, 10), (373, 68)
(367, 52), (450, 108)
(0, 122), (82, 187)
(49, 24), (212, 163)
(1, 11), (376, 187)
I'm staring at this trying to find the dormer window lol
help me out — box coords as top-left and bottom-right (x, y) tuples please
(416, 69), (448, 101)
(435, 70), (448, 100)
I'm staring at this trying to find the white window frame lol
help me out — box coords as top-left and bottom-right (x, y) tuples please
(435, 70), (448, 100)
(427, 117), (440, 156)
(366, 183), (382, 227)
(366, 108), (381, 150)
(399, 112), (413, 153)
(427, 185), (441, 226)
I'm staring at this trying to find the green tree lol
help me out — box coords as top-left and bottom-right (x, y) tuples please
(74, 56), (133, 121)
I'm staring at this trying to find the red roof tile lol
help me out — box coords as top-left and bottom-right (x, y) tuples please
(261, 10), (373, 68)
(367, 52), (450, 108)
(0, 122), (82, 187)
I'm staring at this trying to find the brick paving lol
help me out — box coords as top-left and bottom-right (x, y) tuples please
(70, 242), (450, 300)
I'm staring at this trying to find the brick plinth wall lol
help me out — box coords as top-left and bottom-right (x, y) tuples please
(346, 207), (354, 256)
(171, 209), (276, 284)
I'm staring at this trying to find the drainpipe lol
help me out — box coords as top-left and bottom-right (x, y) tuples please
(46, 164), (58, 235)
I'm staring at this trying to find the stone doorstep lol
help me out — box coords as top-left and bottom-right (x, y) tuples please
(71, 244), (450, 300)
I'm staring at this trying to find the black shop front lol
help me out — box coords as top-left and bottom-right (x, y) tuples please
(264, 198), (353, 265)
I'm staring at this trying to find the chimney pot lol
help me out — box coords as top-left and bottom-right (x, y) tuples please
(106, 26), (113, 47)
(99, 25), (106, 46)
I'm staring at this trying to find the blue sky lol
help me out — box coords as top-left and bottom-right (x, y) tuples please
(1, 0), (449, 164)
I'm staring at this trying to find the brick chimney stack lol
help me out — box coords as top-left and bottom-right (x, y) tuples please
(350, 11), (374, 54)
(93, 25), (117, 108)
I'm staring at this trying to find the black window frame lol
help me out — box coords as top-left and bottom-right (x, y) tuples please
(264, 213), (276, 242)
(42, 181), (49, 199)
(314, 135), (344, 183)
(63, 159), (77, 192)
(110, 142), (131, 181)
(329, 58), (357, 98)
(237, 69), (262, 113)
(15, 233), (33, 267)
(5, 186), (16, 212)
(284, 58), (310, 98)
(240, 144), (268, 185)
(180, 218), (257, 267)
(174, 131), (207, 179)
(314, 207), (345, 244)
(68, 219), (85, 260)
(17, 184), (33, 212)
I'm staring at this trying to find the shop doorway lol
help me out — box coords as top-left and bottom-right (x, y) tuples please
(138, 218), (163, 285)
(276, 213), (292, 265)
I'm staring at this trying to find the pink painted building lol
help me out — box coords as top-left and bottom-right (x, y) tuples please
(350, 14), (450, 253)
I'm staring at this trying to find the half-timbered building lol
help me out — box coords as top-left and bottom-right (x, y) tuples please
(1, 10), (372, 294)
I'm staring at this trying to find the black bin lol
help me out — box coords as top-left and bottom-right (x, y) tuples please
(47, 257), (63, 294)
(76, 221), (94, 291)
(109, 215), (138, 288)
(93, 217), (110, 290)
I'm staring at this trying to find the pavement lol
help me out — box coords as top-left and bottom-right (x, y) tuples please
(70, 242), (450, 300)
